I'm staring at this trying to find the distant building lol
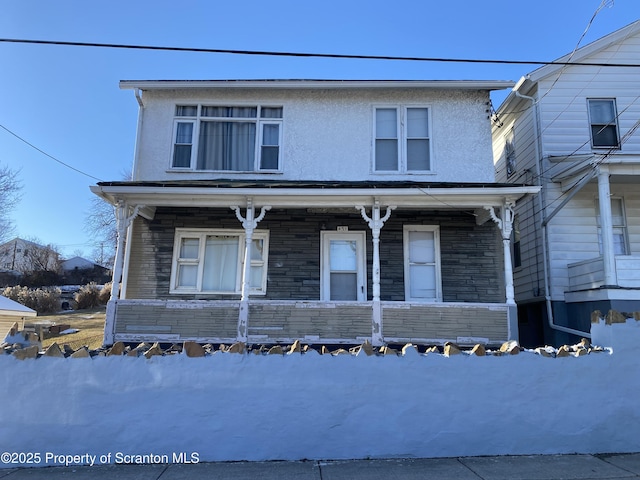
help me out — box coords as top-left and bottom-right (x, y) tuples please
(0, 238), (60, 274)
(60, 256), (111, 285)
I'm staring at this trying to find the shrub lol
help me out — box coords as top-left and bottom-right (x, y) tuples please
(74, 283), (102, 310)
(1, 285), (61, 314)
(98, 282), (112, 304)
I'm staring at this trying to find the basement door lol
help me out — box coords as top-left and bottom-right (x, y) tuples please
(320, 231), (367, 301)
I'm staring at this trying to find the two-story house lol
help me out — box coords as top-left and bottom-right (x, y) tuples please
(0, 237), (60, 275)
(91, 80), (539, 347)
(492, 21), (640, 347)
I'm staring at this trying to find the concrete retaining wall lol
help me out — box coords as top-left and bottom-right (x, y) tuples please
(1, 318), (639, 468)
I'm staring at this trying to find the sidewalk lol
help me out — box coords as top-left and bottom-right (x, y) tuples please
(1, 453), (639, 479)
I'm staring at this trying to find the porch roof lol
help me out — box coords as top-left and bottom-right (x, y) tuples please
(91, 180), (539, 218)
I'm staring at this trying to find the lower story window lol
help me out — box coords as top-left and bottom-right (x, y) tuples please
(403, 225), (442, 301)
(170, 229), (269, 294)
(596, 197), (628, 255)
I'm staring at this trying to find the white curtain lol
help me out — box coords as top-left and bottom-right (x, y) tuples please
(202, 236), (238, 291)
(197, 121), (256, 170)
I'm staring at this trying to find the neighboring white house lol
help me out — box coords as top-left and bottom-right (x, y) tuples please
(92, 79), (539, 347)
(492, 20), (640, 347)
(0, 238), (60, 274)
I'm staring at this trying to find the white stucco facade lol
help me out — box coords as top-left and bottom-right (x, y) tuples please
(125, 81), (506, 183)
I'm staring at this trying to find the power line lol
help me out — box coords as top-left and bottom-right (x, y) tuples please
(1, 38), (640, 68)
(0, 123), (103, 182)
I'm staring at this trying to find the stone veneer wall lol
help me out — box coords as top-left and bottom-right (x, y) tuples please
(113, 300), (239, 342)
(382, 303), (508, 343)
(124, 207), (504, 303)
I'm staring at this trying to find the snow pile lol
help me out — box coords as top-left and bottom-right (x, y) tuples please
(0, 318), (638, 468)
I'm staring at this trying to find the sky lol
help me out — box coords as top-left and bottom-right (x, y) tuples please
(0, 0), (638, 260)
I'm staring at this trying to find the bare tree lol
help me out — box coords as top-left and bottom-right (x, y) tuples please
(85, 169), (131, 269)
(19, 239), (61, 274)
(0, 163), (22, 243)
(86, 196), (117, 268)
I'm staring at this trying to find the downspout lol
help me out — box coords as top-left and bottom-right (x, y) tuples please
(132, 88), (144, 181)
(514, 87), (590, 339)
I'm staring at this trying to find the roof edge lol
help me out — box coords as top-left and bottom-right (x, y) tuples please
(119, 79), (515, 91)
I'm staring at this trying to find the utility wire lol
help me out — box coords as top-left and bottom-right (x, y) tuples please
(0, 124), (103, 182)
(1, 38), (640, 68)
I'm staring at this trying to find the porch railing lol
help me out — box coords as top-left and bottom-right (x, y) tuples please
(568, 255), (640, 290)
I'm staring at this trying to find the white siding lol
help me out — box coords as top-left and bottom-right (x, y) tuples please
(537, 30), (640, 156)
(547, 183), (640, 299)
(493, 93), (545, 303)
(134, 87), (497, 183)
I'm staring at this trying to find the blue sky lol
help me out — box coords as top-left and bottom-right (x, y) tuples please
(0, 0), (638, 259)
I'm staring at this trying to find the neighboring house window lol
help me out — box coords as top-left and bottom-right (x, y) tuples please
(512, 215), (521, 268)
(505, 128), (516, 177)
(596, 197), (628, 255)
(374, 107), (431, 172)
(403, 225), (441, 301)
(170, 229), (269, 294)
(587, 99), (620, 148)
(172, 105), (283, 171)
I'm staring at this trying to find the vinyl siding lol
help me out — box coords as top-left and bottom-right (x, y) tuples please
(492, 93), (544, 303)
(547, 183), (640, 298)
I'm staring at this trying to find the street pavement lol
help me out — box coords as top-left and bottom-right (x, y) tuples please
(1, 453), (640, 479)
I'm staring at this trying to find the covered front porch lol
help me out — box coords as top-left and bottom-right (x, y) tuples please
(92, 181), (538, 346)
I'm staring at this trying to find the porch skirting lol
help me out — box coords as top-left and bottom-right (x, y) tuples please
(110, 299), (510, 346)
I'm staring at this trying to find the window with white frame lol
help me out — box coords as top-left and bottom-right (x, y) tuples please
(374, 106), (431, 172)
(403, 225), (441, 301)
(596, 197), (628, 255)
(587, 99), (620, 149)
(171, 105), (283, 171)
(505, 128), (516, 177)
(512, 215), (521, 268)
(170, 229), (269, 294)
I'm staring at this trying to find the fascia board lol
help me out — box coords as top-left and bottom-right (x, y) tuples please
(119, 79), (515, 91)
(90, 185), (540, 209)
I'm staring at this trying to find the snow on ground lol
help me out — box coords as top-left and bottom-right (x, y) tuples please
(1, 319), (639, 469)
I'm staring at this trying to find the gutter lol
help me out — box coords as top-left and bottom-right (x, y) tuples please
(513, 82), (590, 339)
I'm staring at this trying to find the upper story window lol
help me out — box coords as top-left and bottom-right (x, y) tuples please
(374, 106), (431, 173)
(587, 99), (620, 149)
(172, 105), (283, 171)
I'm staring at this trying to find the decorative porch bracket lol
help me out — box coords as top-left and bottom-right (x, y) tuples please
(231, 198), (271, 342)
(484, 202), (516, 305)
(104, 201), (142, 345)
(357, 199), (395, 346)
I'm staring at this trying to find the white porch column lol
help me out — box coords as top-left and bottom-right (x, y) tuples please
(597, 165), (617, 286)
(357, 199), (395, 346)
(104, 201), (141, 345)
(485, 202), (516, 305)
(231, 198), (271, 342)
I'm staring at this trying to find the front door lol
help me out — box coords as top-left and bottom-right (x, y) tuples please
(321, 231), (367, 301)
